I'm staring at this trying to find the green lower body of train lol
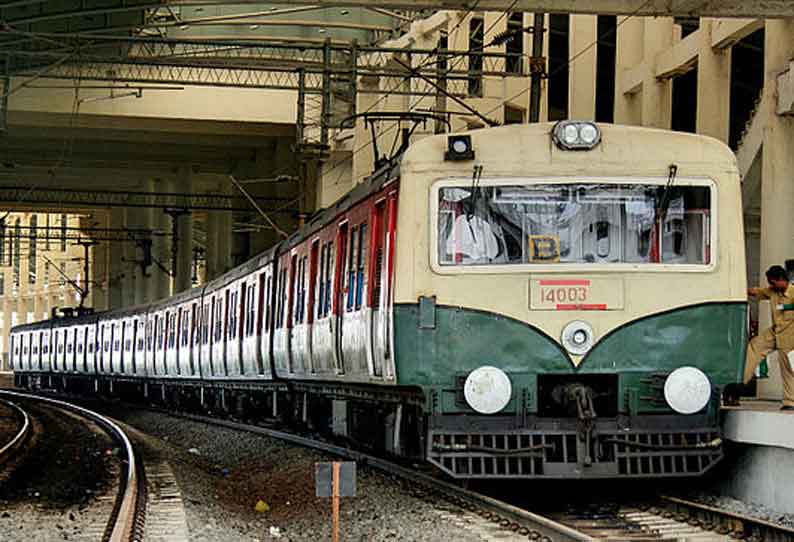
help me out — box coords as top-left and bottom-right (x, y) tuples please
(393, 300), (746, 478)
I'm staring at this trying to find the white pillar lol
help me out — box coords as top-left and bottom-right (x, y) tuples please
(758, 20), (794, 401)
(696, 19), (731, 142)
(568, 15), (598, 120)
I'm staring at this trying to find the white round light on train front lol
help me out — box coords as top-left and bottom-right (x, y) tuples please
(562, 124), (579, 145)
(452, 139), (469, 154)
(464, 366), (512, 414)
(664, 366), (712, 415)
(579, 123), (599, 145)
(552, 121), (602, 150)
(561, 320), (594, 356)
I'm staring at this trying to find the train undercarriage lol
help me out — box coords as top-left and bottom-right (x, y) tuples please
(14, 372), (723, 480)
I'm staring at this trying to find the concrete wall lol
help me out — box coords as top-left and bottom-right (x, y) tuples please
(720, 444), (794, 515)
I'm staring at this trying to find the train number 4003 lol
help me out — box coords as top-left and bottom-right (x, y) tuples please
(540, 287), (588, 303)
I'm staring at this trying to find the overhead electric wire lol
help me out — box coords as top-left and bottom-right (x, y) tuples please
(323, 1), (520, 184)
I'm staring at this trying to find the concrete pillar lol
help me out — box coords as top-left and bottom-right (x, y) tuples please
(107, 208), (126, 309)
(136, 179), (159, 303)
(152, 179), (172, 300)
(121, 208), (136, 308)
(218, 206), (233, 275)
(205, 211), (221, 281)
(640, 17), (674, 128)
(568, 15), (598, 120)
(127, 204), (148, 305)
(696, 19), (731, 142)
(91, 215), (109, 311)
(758, 19), (794, 401)
(174, 167), (194, 293)
(614, 16), (644, 125)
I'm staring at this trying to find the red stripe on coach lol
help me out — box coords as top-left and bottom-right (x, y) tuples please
(539, 279), (591, 286)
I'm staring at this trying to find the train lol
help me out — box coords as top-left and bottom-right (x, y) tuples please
(9, 121), (747, 479)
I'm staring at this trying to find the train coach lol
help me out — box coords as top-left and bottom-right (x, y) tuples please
(11, 121), (747, 479)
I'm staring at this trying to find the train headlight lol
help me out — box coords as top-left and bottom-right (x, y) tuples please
(561, 320), (594, 356)
(552, 121), (601, 150)
(664, 366), (712, 415)
(463, 366), (512, 414)
(445, 134), (475, 161)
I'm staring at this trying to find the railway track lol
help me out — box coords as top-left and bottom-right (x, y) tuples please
(0, 397), (31, 476)
(551, 495), (794, 541)
(0, 390), (143, 542)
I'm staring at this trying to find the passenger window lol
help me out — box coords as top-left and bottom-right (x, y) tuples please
(356, 223), (367, 310)
(347, 227), (358, 311)
(246, 283), (256, 336)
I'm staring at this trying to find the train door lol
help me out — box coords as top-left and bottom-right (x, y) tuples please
(226, 284), (242, 377)
(145, 315), (156, 376)
(199, 299), (212, 377)
(258, 270), (272, 376)
(290, 252), (310, 375)
(40, 329), (50, 372)
(369, 194), (396, 379)
(67, 327), (76, 372)
(241, 276), (260, 377)
(333, 223), (348, 374)
(155, 311), (166, 376)
(76, 326), (85, 373)
(123, 318), (134, 375)
(211, 293), (227, 377)
(112, 321), (122, 374)
(167, 310), (178, 376)
(135, 318), (145, 375)
(191, 301), (202, 377)
(181, 303), (195, 376)
(86, 325), (97, 374)
(306, 241), (319, 374)
(30, 331), (40, 371)
(286, 254), (298, 374)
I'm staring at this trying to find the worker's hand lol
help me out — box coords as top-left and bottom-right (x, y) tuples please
(748, 287), (761, 297)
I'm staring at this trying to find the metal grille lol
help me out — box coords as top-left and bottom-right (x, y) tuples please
(428, 429), (722, 479)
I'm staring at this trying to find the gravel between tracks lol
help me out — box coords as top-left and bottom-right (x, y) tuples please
(0, 401), (120, 542)
(684, 492), (794, 529)
(102, 407), (529, 542)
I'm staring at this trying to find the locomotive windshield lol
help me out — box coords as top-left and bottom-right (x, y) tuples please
(437, 182), (711, 266)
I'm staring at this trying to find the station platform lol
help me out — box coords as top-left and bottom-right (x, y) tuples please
(719, 400), (794, 515)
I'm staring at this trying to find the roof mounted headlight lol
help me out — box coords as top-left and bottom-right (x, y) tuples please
(552, 121), (601, 150)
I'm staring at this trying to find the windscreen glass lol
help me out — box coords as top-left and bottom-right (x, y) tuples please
(437, 183), (711, 266)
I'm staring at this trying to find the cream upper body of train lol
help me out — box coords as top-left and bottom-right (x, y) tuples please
(11, 122), (747, 479)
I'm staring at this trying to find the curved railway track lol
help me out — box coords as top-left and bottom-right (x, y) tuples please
(0, 390), (142, 542)
(0, 397), (31, 471)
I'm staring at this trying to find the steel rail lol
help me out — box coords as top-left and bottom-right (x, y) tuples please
(658, 495), (794, 542)
(0, 397), (30, 466)
(151, 409), (594, 542)
(0, 390), (140, 542)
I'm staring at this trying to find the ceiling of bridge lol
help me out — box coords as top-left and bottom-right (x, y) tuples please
(0, 1), (422, 52)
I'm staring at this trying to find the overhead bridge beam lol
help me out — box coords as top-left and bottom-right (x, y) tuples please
(140, 0), (794, 18)
(0, 186), (298, 213)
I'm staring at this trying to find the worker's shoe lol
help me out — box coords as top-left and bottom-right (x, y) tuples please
(780, 405), (794, 411)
